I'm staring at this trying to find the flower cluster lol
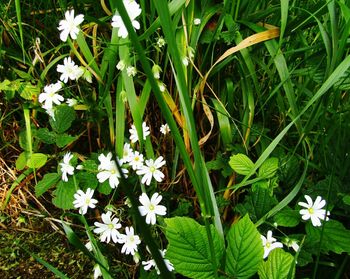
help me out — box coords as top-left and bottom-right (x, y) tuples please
(38, 9), (93, 118)
(49, 3), (177, 277)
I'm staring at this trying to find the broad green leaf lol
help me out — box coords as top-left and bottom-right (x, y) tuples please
(98, 180), (113, 195)
(258, 249), (295, 279)
(19, 82), (40, 100)
(49, 105), (76, 133)
(235, 188), (278, 223)
(15, 152), (27, 170)
(56, 133), (78, 148)
(342, 195), (350, 206)
(225, 214), (264, 278)
(52, 180), (76, 210)
(274, 208), (300, 227)
(0, 79), (11, 91)
(76, 172), (98, 190)
(229, 153), (255, 175)
(306, 220), (350, 254)
(36, 128), (56, 144)
(81, 160), (98, 171)
(165, 217), (224, 279)
(35, 173), (61, 197)
(258, 158), (279, 179)
(26, 153), (47, 169)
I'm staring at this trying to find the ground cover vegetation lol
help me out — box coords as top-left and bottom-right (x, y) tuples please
(1, 0), (350, 278)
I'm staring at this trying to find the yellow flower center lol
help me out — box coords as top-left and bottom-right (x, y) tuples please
(149, 166), (156, 173)
(308, 208), (314, 214)
(149, 204), (155, 211)
(266, 242), (271, 248)
(111, 169), (116, 174)
(108, 224), (114, 229)
(85, 198), (91, 205)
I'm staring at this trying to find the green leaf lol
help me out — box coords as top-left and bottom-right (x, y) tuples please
(49, 105), (76, 133)
(258, 249), (295, 279)
(19, 82), (40, 100)
(35, 173), (61, 197)
(165, 217), (224, 279)
(97, 180), (112, 195)
(36, 128), (56, 144)
(342, 195), (350, 206)
(76, 172), (98, 190)
(26, 153), (47, 169)
(81, 159), (98, 171)
(225, 214), (264, 278)
(52, 180), (76, 210)
(229, 153), (255, 175)
(16, 152), (27, 170)
(56, 133), (78, 148)
(235, 188), (277, 223)
(273, 208), (300, 227)
(258, 158), (279, 179)
(0, 79), (11, 91)
(306, 220), (350, 254)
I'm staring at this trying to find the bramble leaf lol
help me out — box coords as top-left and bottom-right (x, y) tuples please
(225, 214), (264, 278)
(165, 217), (224, 279)
(229, 153), (255, 175)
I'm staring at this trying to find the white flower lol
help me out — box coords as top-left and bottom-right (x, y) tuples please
(93, 211), (122, 243)
(44, 107), (56, 119)
(152, 64), (162, 79)
(182, 56), (189, 66)
(136, 156), (166, 185)
(79, 66), (92, 83)
(111, 0), (142, 39)
(188, 47), (195, 60)
(58, 9), (84, 42)
(66, 98), (78, 107)
(142, 249), (174, 274)
(119, 226), (141, 255)
(194, 18), (201, 25)
(116, 60), (126, 71)
(156, 37), (166, 48)
(298, 195), (330, 227)
(120, 143), (133, 164)
(126, 66), (137, 77)
(57, 57), (82, 83)
(284, 238), (299, 252)
(59, 152), (74, 182)
(261, 230), (283, 259)
(129, 122), (150, 143)
(85, 241), (93, 251)
(159, 82), (166, 92)
(160, 124), (170, 135)
(129, 151), (144, 170)
(93, 264), (102, 279)
(138, 192), (166, 225)
(73, 188), (98, 215)
(97, 152), (113, 171)
(39, 82), (63, 109)
(97, 152), (128, 189)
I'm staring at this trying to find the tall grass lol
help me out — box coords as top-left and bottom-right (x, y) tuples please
(1, 0), (349, 278)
